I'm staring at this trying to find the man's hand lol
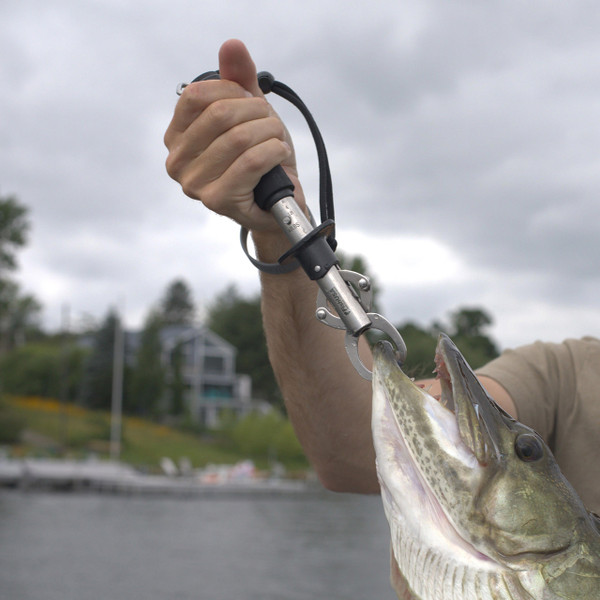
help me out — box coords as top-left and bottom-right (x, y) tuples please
(164, 39), (304, 232)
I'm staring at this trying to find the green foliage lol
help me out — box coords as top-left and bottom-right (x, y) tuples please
(160, 279), (196, 325)
(0, 280), (41, 348)
(396, 322), (439, 379)
(229, 411), (282, 456)
(207, 285), (281, 407)
(0, 341), (88, 398)
(271, 419), (305, 463)
(168, 342), (186, 416)
(82, 311), (129, 410)
(4, 396), (240, 468)
(395, 306), (499, 378)
(448, 307), (493, 338)
(0, 194), (29, 273)
(0, 194), (41, 352)
(0, 343), (59, 396)
(67, 414), (113, 449)
(0, 397), (26, 444)
(444, 306), (499, 368)
(128, 310), (165, 416)
(223, 410), (306, 465)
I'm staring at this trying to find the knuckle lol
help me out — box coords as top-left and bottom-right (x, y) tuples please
(165, 152), (180, 180)
(196, 183), (221, 212)
(227, 126), (253, 152)
(180, 81), (206, 106)
(163, 128), (173, 149)
(268, 116), (286, 140)
(239, 148), (266, 174)
(180, 175), (201, 201)
(204, 99), (234, 128)
(165, 147), (187, 182)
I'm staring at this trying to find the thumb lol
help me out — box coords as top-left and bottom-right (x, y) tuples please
(218, 39), (263, 97)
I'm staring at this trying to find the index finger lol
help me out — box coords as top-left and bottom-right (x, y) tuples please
(165, 79), (253, 144)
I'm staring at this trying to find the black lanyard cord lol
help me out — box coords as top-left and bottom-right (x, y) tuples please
(258, 72), (336, 251)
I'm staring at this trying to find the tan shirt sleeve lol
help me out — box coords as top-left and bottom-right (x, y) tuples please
(477, 337), (600, 513)
(477, 340), (576, 446)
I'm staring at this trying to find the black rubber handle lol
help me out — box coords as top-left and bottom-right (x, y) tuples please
(191, 70), (295, 211)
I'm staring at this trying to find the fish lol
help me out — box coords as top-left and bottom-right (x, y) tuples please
(371, 333), (600, 600)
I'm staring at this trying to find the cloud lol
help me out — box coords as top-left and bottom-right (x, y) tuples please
(1, 0), (599, 349)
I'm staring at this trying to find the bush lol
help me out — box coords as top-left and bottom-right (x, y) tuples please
(225, 411), (306, 465)
(0, 342), (88, 399)
(0, 398), (26, 444)
(272, 419), (305, 463)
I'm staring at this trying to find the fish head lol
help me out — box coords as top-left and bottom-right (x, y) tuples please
(372, 333), (595, 575)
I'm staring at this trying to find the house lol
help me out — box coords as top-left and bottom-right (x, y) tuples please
(127, 324), (260, 428)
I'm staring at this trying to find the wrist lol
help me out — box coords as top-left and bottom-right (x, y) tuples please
(251, 229), (294, 265)
(250, 187), (310, 261)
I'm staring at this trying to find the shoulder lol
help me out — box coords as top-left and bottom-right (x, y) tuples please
(478, 336), (599, 387)
(477, 336), (599, 440)
(480, 337), (600, 511)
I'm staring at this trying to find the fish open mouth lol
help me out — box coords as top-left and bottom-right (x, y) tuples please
(433, 345), (456, 412)
(435, 333), (509, 465)
(372, 337), (494, 564)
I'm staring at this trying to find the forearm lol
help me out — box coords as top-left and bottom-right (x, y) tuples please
(254, 230), (379, 493)
(164, 38), (378, 494)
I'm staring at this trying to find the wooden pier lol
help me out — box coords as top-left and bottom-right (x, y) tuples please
(0, 459), (312, 498)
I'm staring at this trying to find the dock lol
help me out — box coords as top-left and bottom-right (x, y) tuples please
(0, 458), (312, 498)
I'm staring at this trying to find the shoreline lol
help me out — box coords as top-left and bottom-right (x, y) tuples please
(0, 458), (318, 499)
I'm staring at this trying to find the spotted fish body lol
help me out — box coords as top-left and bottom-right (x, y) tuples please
(372, 335), (600, 600)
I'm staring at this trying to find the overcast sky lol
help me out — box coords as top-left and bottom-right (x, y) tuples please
(1, 0), (599, 350)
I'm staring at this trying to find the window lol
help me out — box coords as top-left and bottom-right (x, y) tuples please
(203, 355), (225, 374)
(203, 384), (233, 400)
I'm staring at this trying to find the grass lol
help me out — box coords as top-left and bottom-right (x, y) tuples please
(3, 396), (246, 471)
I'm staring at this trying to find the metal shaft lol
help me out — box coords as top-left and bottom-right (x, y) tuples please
(270, 197), (372, 336)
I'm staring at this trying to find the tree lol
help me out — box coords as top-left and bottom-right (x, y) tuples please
(445, 307), (499, 368)
(0, 340), (88, 399)
(396, 322), (439, 379)
(160, 279), (196, 325)
(207, 285), (281, 408)
(394, 306), (500, 378)
(81, 311), (129, 410)
(0, 281), (41, 347)
(448, 307), (493, 338)
(0, 195), (29, 273)
(0, 194), (41, 352)
(168, 342), (186, 416)
(128, 310), (165, 416)
(0, 398), (26, 444)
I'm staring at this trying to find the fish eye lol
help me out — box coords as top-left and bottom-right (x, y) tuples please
(514, 434), (544, 462)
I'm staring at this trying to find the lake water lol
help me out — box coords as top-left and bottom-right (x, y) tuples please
(0, 489), (397, 599)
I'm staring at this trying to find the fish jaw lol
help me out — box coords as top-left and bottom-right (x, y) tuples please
(372, 341), (492, 567)
(434, 333), (509, 466)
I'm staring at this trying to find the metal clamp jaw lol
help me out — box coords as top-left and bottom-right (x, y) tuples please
(315, 270), (407, 380)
